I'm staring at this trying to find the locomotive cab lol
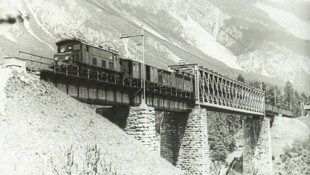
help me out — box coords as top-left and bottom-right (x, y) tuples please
(53, 39), (121, 74)
(54, 40), (82, 67)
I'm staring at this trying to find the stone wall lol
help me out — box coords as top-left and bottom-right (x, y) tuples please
(125, 105), (159, 154)
(243, 116), (272, 175)
(176, 107), (210, 175)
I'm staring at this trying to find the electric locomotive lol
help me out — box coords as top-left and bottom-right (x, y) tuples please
(53, 39), (121, 75)
(52, 39), (193, 95)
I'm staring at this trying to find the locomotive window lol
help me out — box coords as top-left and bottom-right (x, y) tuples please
(60, 46), (67, 53)
(102, 60), (106, 68)
(86, 46), (89, 52)
(92, 57), (97, 66)
(73, 44), (80, 50)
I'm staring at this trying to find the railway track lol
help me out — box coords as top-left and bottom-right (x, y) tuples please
(18, 51), (53, 71)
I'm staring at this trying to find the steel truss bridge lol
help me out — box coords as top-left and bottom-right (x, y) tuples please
(8, 51), (293, 116)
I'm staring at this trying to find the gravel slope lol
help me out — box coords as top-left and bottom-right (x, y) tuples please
(0, 68), (183, 175)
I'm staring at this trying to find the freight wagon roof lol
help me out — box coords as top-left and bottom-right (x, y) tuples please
(120, 57), (174, 73)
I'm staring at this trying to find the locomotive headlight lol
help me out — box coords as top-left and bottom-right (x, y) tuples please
(65, 56), (70, 61)
(54, 57), (59, 61)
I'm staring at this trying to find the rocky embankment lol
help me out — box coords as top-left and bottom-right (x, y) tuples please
(0, 67), (183, 175)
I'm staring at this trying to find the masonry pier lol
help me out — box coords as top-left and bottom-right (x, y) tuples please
(125, 105), (160, 154)
(243, 116), (272, 175)
(176, 106), (210, 175)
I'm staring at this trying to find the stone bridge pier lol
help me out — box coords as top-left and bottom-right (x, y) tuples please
(243, 116), (273, 175)
(122, 104), (274, 175)
(160, 106), (210, 174)
(124, 105), (160, 154)
(176, 106), (210, 174)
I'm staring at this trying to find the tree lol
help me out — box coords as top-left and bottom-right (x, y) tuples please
(283, 81), (294, 110)
(293, 90), (301, 117)
(208, 113), (241, 162)
(275, 86), (284, 108)
(301, 93), (307, 104)
(249, 81), (260, 89)
(266, 86), (275, 106)
(237, 74), (245, 83)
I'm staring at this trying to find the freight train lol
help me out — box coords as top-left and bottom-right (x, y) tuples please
(52, 39), (194, 105)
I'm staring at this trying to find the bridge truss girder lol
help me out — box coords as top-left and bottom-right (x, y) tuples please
(169, 64), (265, 116)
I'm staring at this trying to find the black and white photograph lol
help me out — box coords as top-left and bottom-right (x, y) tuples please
(0, 0), (309, 174)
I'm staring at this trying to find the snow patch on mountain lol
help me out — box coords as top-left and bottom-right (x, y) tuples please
(238, 42), (310, 82)
(261, 67), (270, 77)
(169, 11), (242, 70)
(254, 2), (310, 40)
(150, 39), (181, 63)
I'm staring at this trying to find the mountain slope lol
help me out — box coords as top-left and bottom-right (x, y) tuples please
(0, 0), (309, 92)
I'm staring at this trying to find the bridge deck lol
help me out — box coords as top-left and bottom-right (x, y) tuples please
(8, 53), (294, 116)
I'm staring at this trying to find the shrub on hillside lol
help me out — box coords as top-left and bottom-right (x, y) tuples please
(50, 144), (121, 175)
(280, 136), (310, 175)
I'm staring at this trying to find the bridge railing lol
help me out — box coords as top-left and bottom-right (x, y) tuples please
(18, 51), (53, 70)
